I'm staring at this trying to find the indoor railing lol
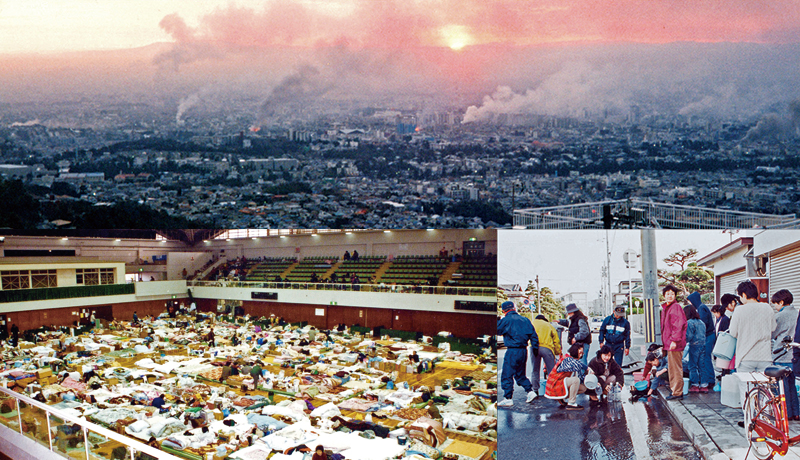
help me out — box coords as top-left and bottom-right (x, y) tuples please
(0, 385), (176, 460)
(189, 280), (496, 297)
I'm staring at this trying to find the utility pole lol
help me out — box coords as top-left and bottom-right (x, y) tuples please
(606, 231), (612, 316)
(601, 266), (608, 317)
(641, 229), (661, 345)
(623, 249), (639, 313)
(511, 181), (525, 211)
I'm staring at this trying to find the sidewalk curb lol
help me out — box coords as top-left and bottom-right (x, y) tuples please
(659, 388), (728, 460)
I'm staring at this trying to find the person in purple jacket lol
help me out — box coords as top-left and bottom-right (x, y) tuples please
(661, 284), (687, 400)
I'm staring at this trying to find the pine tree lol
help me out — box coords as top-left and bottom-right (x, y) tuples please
(658, 249), (714, 303)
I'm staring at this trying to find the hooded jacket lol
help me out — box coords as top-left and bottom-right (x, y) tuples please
(661, 300), (687, 351)
(687, 292), (715, 337)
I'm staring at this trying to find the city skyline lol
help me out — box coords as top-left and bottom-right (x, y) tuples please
(1, 2), (800, 228)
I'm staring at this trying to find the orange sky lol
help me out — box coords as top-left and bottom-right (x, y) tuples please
(1, 0), (799, 54)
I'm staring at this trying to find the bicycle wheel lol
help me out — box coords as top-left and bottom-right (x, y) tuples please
(743, 387), (779, 460)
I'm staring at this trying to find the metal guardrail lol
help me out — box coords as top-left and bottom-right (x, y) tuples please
(189, 280), (496, 297)
(514, 199), (800, 229)
(0, 385), (177, 460)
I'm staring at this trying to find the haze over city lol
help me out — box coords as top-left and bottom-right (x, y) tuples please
(1, 1), (800, 228)
(2, 1), (799, 119)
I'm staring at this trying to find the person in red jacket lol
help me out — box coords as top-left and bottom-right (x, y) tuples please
(661, 284), (687, 400)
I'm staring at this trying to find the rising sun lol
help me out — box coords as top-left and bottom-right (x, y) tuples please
(440, 24), (472, 51)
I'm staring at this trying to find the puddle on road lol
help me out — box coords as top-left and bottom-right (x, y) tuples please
(579, 388), (702, 460)
(500, 386), (704, 459)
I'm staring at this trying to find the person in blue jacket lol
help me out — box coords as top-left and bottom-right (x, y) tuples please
(687, 291), (716, 392)
(498, 300), (539, 407)
(598, 306), (631, 367)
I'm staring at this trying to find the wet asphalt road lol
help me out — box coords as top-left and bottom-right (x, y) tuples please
(498, 336), (703, 460)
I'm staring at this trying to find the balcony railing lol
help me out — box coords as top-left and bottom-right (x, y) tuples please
(190, 280), (496, 297)
(0, 385), (176, 460)
(0, 283), (135, 304)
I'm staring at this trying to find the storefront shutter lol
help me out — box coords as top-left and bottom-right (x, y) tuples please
(718, 268), (745, 303)
(769, 246), (800, 301)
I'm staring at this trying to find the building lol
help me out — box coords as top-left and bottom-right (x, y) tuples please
(613, 279), (643, 308)
(698, 232), (800, 304)
(559, 292), (588, 312)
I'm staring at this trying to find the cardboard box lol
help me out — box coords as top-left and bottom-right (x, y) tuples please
(36, 368), (53, 379)
(15, 376), (36, 386)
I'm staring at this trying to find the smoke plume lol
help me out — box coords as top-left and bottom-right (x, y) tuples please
(260, 65), (331, 116)
(9, 119), (41, 127)
(743, 100), (800, 142)
(176, 94), (201, 125)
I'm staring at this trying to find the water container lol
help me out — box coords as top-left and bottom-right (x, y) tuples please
(712, 332), (736, 360)
(720, 374), (740, 408)
(539, 380), (546, 396)
(683, 378), (690, 395)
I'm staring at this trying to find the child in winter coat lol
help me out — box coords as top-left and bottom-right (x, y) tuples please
(684, 304), (706, 393)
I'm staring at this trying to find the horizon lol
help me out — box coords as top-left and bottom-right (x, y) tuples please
(2, 1), (800, 55)
(1, 1), (800, 125)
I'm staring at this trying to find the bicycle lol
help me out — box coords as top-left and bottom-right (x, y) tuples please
(743, 338), (800, 459)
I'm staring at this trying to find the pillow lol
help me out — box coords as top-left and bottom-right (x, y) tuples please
(128, 420), (149, 433)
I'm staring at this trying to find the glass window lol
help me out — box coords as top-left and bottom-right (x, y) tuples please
(2, 270), (30, 290)
(100, 268), (115, 285)
(77, 268), (114, 285)
(83, 270), (99, 286)
(31, 269), (57, 288)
